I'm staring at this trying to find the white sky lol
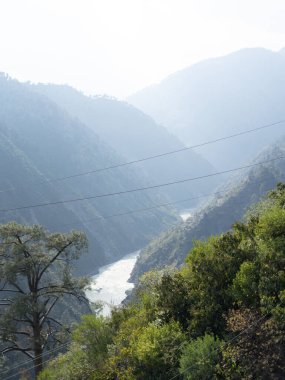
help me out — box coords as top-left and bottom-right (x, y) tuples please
(0, 0), (284, 98)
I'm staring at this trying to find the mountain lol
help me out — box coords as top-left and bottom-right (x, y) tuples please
(0, 73), (179, 273)
(130, 139), (285, 282)
(128, 48), (285, 169)
(31, 83), (218, 209)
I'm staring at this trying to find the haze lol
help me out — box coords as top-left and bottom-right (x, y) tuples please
(0, 0), (284, 98)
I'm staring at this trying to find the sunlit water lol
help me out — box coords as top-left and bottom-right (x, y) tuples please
(86, 251), (140, 316)
(86, 210), (193, 316)
(180, 211), (192, 221)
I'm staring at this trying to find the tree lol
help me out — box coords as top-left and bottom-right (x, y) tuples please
(156, 272), (191, 330)
(134, 320), (185, 379)
(179, 334), (222, 380)
(0, 222), (88, 378)
(220, 309), (285, 379)
(39, 315), (113, 380)
(182, 233), (250, 337)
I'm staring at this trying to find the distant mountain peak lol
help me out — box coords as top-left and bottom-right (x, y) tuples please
(128, 46), (285, 169)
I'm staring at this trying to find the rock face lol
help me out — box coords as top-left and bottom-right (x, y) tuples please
(130, 140), (285, 282)
(32, 83), (218, 209)
(128, 48), (285, 169)
(0, 73), (180, 274)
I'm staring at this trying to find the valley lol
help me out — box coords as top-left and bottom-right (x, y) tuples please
(1, 38), (285, 379)
(85, 209), (194, 315)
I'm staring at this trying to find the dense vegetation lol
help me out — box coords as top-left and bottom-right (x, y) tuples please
(38, 183), (285, 379)
(131, 142), (285, 281)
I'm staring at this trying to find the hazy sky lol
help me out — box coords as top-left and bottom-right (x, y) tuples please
(0, 0), (284, 98)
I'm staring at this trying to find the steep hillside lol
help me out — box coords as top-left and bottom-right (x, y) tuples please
(131, 139), (285, 282)
(128, 48), (285, 169)
(40, 184), (285, 379)
(31, 84), (218, 208)
(0, 74), (179, 273)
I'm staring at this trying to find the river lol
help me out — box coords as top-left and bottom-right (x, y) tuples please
(180, 208), (195, 221)
(85, 251), (140, 316)
(86, 210), (193, 315)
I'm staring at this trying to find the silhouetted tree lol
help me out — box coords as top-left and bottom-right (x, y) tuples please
(0, 222), (88, 378)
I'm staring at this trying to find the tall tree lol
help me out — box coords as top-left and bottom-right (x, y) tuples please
(0, 222), (89, 378)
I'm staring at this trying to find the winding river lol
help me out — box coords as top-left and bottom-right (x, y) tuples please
(85, 251), (140, 316)
(86, 210), (193, 315)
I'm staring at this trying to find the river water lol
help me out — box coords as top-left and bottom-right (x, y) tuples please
(86, 210), (193, 315)
(180, 211), (192, 221)
(85, 251), (140, 316)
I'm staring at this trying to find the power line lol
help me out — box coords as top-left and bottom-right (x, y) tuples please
(169, 311), (271, 380)
(2, 346), (72, 380)
(0, 186), (264, 253)
(0, 119), (284, 195)
(0, 339), (72, 377)
(0, 193), (197, 246)
(0, 190), (236, 375)
(0, 175), (283, 377)
(1, 294), (275, 379)
(0, 183), (257, 249)
(1, 121), (284, 377)
(0, 154), (284, 214)
(51, 189), (230, 229)
(0, 188), (234, 247)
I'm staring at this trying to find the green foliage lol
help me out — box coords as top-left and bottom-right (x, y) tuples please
(229, 205), (285, 314)
(182, 233), (249, 336)
(155, 272), (191, 330)
(268, 182), (285, 207)
(231, 261), (260, 307)
(134, 321), (185, 379)
(179, 334), (222, 380)
(101, 316), (185, 380)
(37, 184), (285, 379)
(132, 268), (167, 322)
(220, 309), (285, 379)
(39, 344), (92, 380)
(72, 315), (113, 364)
(0, 222), (89, 377)
(39, 315), (113, 380)
(105, 308), (151, 379)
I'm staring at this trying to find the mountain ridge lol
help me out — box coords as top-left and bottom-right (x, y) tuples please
(130, 138), (285, 282)
(31, 83), (219, 208)
(0, 73), (179, 274)
(128, 47), (285, 169)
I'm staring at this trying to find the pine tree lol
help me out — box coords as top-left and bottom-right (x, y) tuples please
(0, 222), (89, 378)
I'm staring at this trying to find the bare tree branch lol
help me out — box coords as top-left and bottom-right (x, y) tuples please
(0, 328), (31, 337)
(10, 282), (25, 295)
(39, 297), (59, 328)
(2, 346), (34, 359)
(37, 241), (73, 284)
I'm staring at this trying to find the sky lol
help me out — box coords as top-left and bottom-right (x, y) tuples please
(0, 0), (284, 98)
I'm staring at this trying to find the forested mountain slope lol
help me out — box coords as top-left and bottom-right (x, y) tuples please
(128, 48), (285, 169)
(32, 83), (218, 207)
(0, 74), (178, 273)
(131, 139), (285, 281)
(40, 183), (285, 379)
